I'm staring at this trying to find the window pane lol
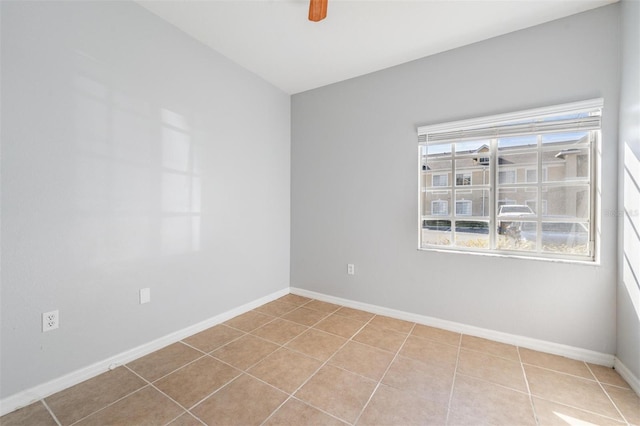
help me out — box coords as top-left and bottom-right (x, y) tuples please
(496, 220), (537, 252)
(432, 173), (449, 187)
(498, 170), (516, 184)
(542, 131), (589, 145)
(455, 200), (472, 216)
(454, 221), (489, 249)
(525, 168), (547, 184)
(542, 185), (590, 218)
(524, 194), (545, 215)
(539, 222), (590, 254)
(455, 190), (490, 217)
(456, 172), (472, 186)
(424, 143), (451, 187)
(421, 220), (451, 246)
(455, 160), (490, 186)
(496, 190), (536, 235)
(542, 147), (590, 182)
(424, 190), (451, 217)
(455, 140), (490, 153)
(427, 144), (452, 156)
(497, 151), (537, 184)
(432, 200), (448, 215)
(498, 135), (537, 149)
(497, 188), (536, 212)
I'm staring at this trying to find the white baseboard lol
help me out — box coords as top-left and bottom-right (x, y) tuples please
(614, 357), (640, 396)
(0, 287), (289, 417)
(290, 287), (616, 367)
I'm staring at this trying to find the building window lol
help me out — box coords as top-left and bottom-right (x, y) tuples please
(456, 200), (472, 216)
(432, 173), (448, 187)
(498, 170), (516, 184)
(456, 172), (472, 186)
(418, 99), (601, 261)
(431, 200), (448, 216)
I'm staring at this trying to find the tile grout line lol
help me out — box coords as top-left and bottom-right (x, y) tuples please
(289, 395), (352, 425)
(443, 333), (463, 426)
(352, 322), (418, 426)
(122, 364), (192, 411)
(522, 362), (603, 383)
(521, 356), (631, 424)
(132, 346), (211, 385)
(164, 411), (206, 426)
(452, 371), (535, 397)
(40, 398), (62, 426)
(123, 362), (215, 426)
(54, 339), (215, 425)
(584, 362), (631, 424)
(517, 346), (540, 426)
(529, 394), (633, 424)
(66, 382), (153, 426)
(179, 299), (344, 425)
(185, 373), (246, 423)
(259, 308), (380, 426)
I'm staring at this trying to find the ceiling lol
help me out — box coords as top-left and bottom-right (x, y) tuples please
(137, 0), (615, 94)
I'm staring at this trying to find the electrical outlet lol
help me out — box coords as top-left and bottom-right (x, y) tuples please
(42, 310), (59, 332)
(347, 264), (355, 275)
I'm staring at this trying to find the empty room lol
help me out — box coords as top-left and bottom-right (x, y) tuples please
(1, 0), (639, 425)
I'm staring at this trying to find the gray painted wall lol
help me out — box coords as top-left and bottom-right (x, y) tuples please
(1, 1), (290, 398)
(292, 5), (620, 354)
(617, 0), (640, 379)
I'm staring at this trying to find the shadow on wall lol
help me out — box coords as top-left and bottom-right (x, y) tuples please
(72, 50), (202, 268)
(623, 142), (640, 319)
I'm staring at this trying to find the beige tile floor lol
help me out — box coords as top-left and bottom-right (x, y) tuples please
(3, 294), (639, 426)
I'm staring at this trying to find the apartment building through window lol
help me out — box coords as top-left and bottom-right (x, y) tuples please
(418, 99), (602, 262)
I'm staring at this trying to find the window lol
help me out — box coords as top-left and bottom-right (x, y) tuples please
(418, 99), (601, 261)
(456, 200), (472, 216)
(431, 200), (448, 216)
(498, 170), (516, 184)
(456, 172), (472, 186)
(526, 199), (548, 215)
(432, 173), (448, 187)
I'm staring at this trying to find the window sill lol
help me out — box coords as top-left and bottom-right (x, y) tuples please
(417, 246), (599, 266)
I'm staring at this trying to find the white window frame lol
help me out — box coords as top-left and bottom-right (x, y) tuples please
(418, 98), (602, 263)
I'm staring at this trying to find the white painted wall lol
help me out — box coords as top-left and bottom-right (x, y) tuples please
(617, 0), (640, 379)
(0, 1), (290, 398)
(291, 5), (620, 354)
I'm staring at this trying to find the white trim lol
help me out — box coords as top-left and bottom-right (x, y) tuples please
(0, 287), (289, 417)
(290, 287), (614, 367)
(613, 357), (640, 396)
(418, 98), (604, 135)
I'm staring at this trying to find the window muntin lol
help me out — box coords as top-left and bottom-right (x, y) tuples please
(418, 99), (601, 262)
